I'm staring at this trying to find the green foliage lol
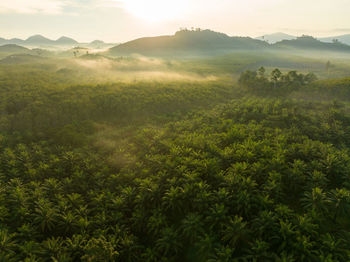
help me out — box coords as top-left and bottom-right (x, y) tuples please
(1, 61), (350, 261)
(239, 67), (318, 93)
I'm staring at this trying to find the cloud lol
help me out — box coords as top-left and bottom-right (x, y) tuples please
(0, 0), (66, 14)
(0, 0), (119, 14)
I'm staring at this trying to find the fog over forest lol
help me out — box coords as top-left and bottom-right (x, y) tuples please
(1, 1), (350, 261)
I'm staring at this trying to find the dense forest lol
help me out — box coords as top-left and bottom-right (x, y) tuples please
(1, 55), (350, 261)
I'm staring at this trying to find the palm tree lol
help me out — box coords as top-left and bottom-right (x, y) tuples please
(271, 68), (282, 88)
(16, 224), (39, 241)
(274, 252), (296, 262)
(297, 215), (318, 237)
(18, 241), (41, 260)
(66, 193), (84, 210)
(246, 239), (272, 261)
(0, 229), (16, 260)
(162, 186), (184, 213)
(258, 67), (266, 78)
(58, 210), (79, 236)
(252, 211), (279, 241)
(33, 199), (58, 233)
(293, 234), (315, 260)
(42, 178), (62, 197)
(65, 235), (87, 261)
(302, 188), (330, 216)
(195, 234), (216, 261)
(328, 188), (350, 222)
(156, 227), (181, 256)
(81, 236), (119, 262)
(147, 208), (167, 235)
(279, 220), (296, 245)
(76, 216), (90, 233)
(7, 179), (29, 225)
(320, 233), (348, 260)
(207, 246), (234, 262)
(180, 213), (204, 243)
(206, 203), (229, 231)
(221, 216), (247, 247)
(141, 248), (159, 262)
(23, 255), (40, 262)
(41, 237), (64, 261)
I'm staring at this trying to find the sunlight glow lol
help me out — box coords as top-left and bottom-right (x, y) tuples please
(120, 0), (188, 22)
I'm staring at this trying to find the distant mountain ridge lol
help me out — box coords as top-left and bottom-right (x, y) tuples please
(0, 35), (78, 46)
(109, 30), (350, 56)
(109, 29), (269, 56)
(0, 35), (109, 47)
(2, 30), (350, 57)
(255, 33), (296, 44)
(256, 32), (350, 45)
(0, 44), (30, 53)
(273, 35), (350, 52)
(319, 34), (350, 45)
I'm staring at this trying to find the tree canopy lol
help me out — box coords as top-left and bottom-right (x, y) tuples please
(0, 64), (350, 261)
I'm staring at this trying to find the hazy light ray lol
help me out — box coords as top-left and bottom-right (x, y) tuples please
(119, 0), (188, 22)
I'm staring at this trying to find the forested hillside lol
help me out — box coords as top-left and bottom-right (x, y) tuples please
(108, 29), (269, 56)
(108, 30), (350, 57)
(1, 59), (350, 261)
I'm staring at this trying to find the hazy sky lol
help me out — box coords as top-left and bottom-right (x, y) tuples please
(0, 0), (349, 42)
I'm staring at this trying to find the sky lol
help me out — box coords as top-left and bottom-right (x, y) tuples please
(0, 0), (349, 43)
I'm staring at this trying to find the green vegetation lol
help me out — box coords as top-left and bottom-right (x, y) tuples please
(108, 30), (350, 57)
(238, 67), (318, 94)
(1, 49), (350, 261)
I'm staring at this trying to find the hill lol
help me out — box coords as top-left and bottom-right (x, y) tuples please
(86, 40), (117, 49)
(109, 29), (269, 56)
(90, 40), (105, 45)
(256, 32), (296, 43)
(273, 35), (350, 52)
(0, 35), (79, 47)
(109, 30), (350, 57)
(8, 38), (25, 45)
(0, 44), (30, 53)
(26, 35), (54, 45)
(56, 36), (78, 45)
(319, 34), (350, 45)
(0, 54), (47, 64)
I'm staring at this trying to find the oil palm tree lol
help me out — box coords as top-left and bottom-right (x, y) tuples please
(0, 229), (16, 260)
(328, 188), (350, 222)
(180, 213), (204, 243)
(65, 235), (87, 261)
(221, 216), (247, 247)
(302, 188), (330, 216)
(156, 227), (181, 256)
(33, 198), (58, 234)
(58, 210), (79, 236)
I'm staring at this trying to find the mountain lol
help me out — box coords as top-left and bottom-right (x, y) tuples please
(56, 36), (78, 45)
(256, 32), (296, 44)
(109, 29), (269, 56)
(90, 40), (105, 45)
(0, 35), (79, 47)
(0, 54), (46, 64)
(9, 38), (25, 45)
(109, 30), (350, 57)
(319, 34), (350, 45)
(25, 35), (53, 45)
(88, 40), (107, 48)
(273, 35), (350, 52)
(0, 44), (30, 53)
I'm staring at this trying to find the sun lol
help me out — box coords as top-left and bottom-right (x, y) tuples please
(121, 0), (187, 22)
